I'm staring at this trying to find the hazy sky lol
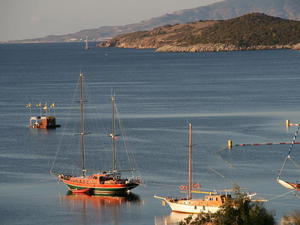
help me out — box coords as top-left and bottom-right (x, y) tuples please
(1, 0), (222, 41)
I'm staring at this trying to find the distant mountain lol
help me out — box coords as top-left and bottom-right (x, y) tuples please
(100, 13), (300, 52)
(14, 0), (300, 43)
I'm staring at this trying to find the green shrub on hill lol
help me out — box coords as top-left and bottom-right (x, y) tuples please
(101, 13), (300, 51)
(181, 13), (300, 47)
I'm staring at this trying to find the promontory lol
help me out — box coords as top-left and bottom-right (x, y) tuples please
(99, 13), (300, 52)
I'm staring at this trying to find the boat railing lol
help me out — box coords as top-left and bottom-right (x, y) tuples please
(128, 176), (142, 184)
(58, 174), (72, 180)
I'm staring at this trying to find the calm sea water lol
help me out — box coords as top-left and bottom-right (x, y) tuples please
(1, 43), (300, 225)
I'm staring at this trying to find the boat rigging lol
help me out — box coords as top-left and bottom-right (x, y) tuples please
(53, 73), (140, 195)
(277, 125), (300, 191)
(155, 123), (233, 213)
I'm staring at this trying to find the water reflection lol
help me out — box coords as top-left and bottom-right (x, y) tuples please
(155, 212), (197, 225)
(29, 127), (50, 135)
(60, 192), (141, 225)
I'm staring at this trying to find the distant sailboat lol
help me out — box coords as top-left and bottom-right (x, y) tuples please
(55, 73), (140, 195)
(84, 36), (90, 50)
(155, 123), (233, 213)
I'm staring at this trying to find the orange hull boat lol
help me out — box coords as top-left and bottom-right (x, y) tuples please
(60, 173), (140, 195)
(55, 74), (140, 195)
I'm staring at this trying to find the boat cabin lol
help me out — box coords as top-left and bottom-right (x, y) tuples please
(203, 194), (232, 205)
(92, 173), (126, 184)
(60, 172), (129, 186)
(173, 194), (232, 207)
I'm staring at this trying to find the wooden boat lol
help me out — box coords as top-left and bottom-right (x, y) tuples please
(277, 179), (300, 191)
(29, 116), (60, 129)
(155, 194), (232, 214)
(68, 187), (91, 194)
(26, 102), (60, 129)
(59, 173), (140, 195)
(155, 123), (233, 213)
(57, 73), (140, 195)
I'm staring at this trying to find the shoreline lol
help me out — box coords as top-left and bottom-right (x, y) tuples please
(98, 42), (300, 52)
(155, 43), (296, 52)
(1, 41), (299, 53)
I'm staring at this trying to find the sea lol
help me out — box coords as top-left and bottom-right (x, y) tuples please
(1, 42), (300, 225)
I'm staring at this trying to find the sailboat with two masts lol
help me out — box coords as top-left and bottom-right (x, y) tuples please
(155, 123), (233, 213)
(56, 73), (140, 195)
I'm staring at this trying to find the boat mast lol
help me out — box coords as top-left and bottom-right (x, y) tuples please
(187, 123), (193, 200)
(111, 92), (117, 172)
(79, 73), (86, 177)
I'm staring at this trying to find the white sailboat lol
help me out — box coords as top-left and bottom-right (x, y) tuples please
(277, 126), (300, 191)
(155, 123), (233, 213)
(84, 36), (90, 50)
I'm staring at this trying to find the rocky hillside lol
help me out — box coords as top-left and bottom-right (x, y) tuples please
(99, 13), (300, 52)
(15, 0), (300, 43)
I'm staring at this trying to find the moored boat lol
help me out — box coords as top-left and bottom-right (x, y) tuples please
(277, 126), (300, 191)
(277, 178), (300, 191)
(56, 73), (140, 195)
(26, 102), (60, 129)
(155, 194), (232, 214)
(29, 116), (60, 129)
(155, 123), (232, 213)
(59, 172), (140, 195)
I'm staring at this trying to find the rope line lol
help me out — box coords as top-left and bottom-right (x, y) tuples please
(268, 190), (295, 201)
(115, 101), (139, 177)
(50, 76), (81, 175)
(290, 157), (300, 170)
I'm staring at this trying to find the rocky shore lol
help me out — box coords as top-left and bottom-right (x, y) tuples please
(156, 44), (295, 52)
(99, 41), (300, 53)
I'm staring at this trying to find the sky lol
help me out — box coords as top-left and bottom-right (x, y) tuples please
(0, 0), (222, 41)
